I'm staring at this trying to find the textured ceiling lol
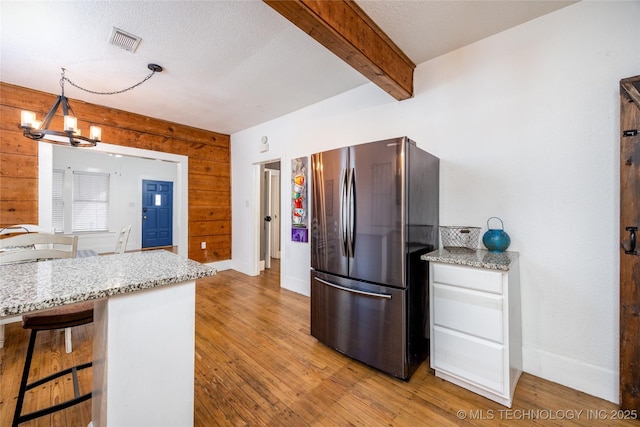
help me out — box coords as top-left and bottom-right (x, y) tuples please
(0, 1), (575, 135)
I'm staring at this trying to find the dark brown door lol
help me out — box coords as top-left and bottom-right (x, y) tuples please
(620, 75), (640, 410)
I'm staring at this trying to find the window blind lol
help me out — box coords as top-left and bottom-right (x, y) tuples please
(52, 169), (64, 232)
(73, 171), (109, 232)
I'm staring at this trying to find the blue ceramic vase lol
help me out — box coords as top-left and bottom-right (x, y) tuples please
(482, 217), (511, 253)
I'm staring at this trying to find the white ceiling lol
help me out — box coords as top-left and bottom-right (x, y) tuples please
(0, 1), (575, 135)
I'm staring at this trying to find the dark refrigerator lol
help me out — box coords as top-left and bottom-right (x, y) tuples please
(310, 136), (439, 380)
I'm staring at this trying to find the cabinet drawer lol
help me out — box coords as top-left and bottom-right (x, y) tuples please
(432, 284), (504, 343)
(432, 327), (504, 394)
(432, 263), (503, 294)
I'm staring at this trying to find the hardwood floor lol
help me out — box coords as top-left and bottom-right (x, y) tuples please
(1, 259), (637, 426)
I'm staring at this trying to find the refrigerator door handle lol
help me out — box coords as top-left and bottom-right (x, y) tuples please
(339, 168), (348, 257)
(314, 277), (392, 299)
(346, 167), (356, 258)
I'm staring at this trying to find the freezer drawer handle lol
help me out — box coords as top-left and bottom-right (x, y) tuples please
(314, 277), (392, 299)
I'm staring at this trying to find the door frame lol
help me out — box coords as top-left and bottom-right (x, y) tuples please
(38, 141), (188, 258)
(619, 75), (640, 411)
(253, 159), (282, 276)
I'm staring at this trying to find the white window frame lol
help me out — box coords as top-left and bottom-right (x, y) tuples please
(72, 171), (110, 233)
(52, 168), (112, 234)
(52, 169), (65, 233)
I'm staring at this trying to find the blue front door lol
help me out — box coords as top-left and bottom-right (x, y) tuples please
(142, 180), (173, 248)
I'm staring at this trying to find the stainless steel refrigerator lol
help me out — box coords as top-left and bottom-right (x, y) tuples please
(310, 136), (439, 380)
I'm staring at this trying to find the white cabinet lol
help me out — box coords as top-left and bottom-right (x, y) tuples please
(427, 253), (521, 407)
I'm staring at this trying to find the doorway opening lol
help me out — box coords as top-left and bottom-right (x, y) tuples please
(39, 142), (188, 257)
(259, 161), (281, 278)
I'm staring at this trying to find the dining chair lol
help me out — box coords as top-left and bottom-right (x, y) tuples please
(0, 230), (80, 349)
(115, 224), (132, 254)
(0, 224), (51, 235)
(0, 232), (78, 263)
(0, 232), (81, 347)
(0, 226), (47, 348)
(0, 233), (93, 426)
(1, 232), (84, 353)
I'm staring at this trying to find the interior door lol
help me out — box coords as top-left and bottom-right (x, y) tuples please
(270, 170), (281, 258)
(620, 75), (640, 411)
(263, 169), (272, 269)
(142, 180), (173, 249)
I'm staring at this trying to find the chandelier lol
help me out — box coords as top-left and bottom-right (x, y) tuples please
(20, 64), (163, 147)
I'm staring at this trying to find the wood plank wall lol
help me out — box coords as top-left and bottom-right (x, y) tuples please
(0, 82), (230, 263)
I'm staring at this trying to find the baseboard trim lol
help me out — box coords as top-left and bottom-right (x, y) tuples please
(523, 346), (618, 404)
(282, 274), (310, 297)
(207, 260), (233, 272)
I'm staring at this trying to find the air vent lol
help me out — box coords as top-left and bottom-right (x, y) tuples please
(108, 27), (141, 53)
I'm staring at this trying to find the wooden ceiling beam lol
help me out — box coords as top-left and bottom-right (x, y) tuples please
(264, 0), (415, 100)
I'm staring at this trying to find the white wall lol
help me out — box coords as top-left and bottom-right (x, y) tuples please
(231, 1), (640, 403)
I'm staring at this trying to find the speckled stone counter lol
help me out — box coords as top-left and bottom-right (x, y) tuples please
(0, 250), (216, 317)
(0, 249), (217, 426)
(421, 248), (518, 271)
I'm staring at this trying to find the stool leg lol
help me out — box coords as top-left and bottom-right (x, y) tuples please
(12, 330), (37, 427)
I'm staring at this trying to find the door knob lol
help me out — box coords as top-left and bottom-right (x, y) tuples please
(264, 216), (272, 222)
(143, 216), (147, 220)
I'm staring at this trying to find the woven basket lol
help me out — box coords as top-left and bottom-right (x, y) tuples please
(439, 226), (480, 250)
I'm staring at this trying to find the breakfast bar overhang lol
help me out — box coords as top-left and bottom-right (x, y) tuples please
(0, 250), (217, 427)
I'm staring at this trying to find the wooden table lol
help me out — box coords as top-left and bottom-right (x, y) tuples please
(0, 250), (216, 427)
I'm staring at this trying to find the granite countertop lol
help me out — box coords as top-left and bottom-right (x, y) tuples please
(0, 250), (217, 317)
(421, 248), (518, 271)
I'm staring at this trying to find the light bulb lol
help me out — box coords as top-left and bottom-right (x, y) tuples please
(90, 126), (102, 141)
(64, 115), (77, 132)
(21, 110), (36, 127)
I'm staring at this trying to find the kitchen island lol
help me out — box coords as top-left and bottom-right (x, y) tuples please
(0, 250), (217, 427)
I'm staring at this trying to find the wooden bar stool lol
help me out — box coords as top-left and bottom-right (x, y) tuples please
(12, 302), (94, 426)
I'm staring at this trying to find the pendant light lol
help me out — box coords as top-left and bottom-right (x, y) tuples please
(20, 64), (162, 147)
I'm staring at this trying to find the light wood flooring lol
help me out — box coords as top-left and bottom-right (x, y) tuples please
(1, 259), (637, 426)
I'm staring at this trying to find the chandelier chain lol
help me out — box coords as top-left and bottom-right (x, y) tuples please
(61, 68), (158, 96)
(20, 64), (162, 147)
